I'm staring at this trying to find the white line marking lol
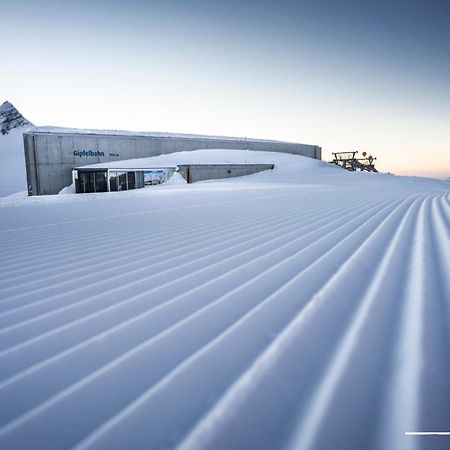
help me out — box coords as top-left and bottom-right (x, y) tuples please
(405, 432), (450, 436)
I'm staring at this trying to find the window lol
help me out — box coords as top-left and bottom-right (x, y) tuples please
(83, 172), (95, 193)
(75, 173), (84, 193)
(118, 171), (127, 191)
(127, 171), (136, 190)
(94, 171), (107, 192)
(136, 171), (144, 188)
(109, 171), (118, 191)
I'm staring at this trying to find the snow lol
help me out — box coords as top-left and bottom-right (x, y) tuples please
(0, 152), (449, 450)
(58, 184), (76, 195)
(0, 101), (33, 197)
(77, 149), (288, 169)
(163, 171), (187, 186)
(0, 128), (30, 197)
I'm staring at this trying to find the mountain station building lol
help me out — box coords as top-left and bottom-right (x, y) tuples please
(23, 127), (321, 195)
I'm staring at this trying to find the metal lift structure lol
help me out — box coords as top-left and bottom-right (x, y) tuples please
(330, 151), (378, 172)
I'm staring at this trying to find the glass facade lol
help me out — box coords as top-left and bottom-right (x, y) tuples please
(75, 168), (174, 194)
(144, 169), (174, 185)
(75, 170), (107, 193)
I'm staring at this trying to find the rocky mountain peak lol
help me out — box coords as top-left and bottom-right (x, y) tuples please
(0, 101), (33, 135)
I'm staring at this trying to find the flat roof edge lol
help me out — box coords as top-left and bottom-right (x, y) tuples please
(74, 166), (178, 171)
(74, 163), (275, 170)
(23, 128), (319, 147)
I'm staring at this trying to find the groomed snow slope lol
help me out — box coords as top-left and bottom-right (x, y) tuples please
(0, 150), (449, 450)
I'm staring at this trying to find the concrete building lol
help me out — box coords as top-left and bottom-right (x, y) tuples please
(177, 164), (275, 184)
(23, 127), (321, 195)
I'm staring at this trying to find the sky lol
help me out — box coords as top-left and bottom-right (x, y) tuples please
(1, 0), (449, 178)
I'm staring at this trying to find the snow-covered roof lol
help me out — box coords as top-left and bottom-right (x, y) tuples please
(26, 126), (305, 145)
(76, 149), (283, 169)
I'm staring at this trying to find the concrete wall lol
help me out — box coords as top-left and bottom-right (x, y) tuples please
(177, 164), (274, 183)
(24, 131), (321, 195)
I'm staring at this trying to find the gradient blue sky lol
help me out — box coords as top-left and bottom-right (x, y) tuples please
(2, 0), (449, 177)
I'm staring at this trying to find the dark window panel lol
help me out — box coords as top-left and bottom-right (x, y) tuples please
(109, 171), (118, 191)
(95, 171), (107, 192)
(128, 171), (136, 190)
(118, 171), (127, 191)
